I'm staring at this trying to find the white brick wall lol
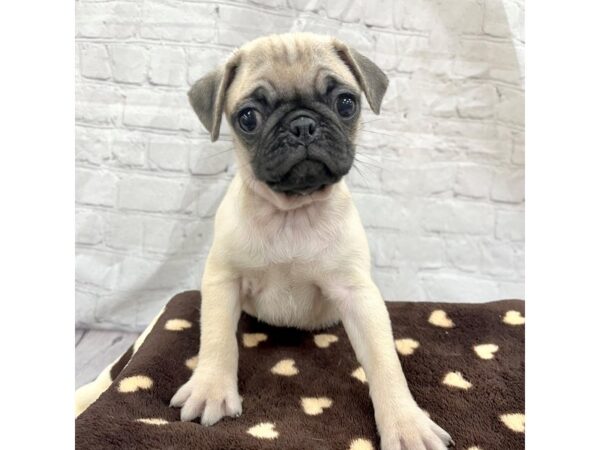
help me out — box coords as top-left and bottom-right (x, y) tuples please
(75, 0), (525, 331)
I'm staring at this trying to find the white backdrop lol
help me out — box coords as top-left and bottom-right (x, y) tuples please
(75, 0), (525, 331)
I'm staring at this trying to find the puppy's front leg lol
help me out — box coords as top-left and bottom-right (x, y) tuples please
(325, 277), (453, 450)
(170, 258), (242, 425)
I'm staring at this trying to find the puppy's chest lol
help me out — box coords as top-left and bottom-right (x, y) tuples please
(239, 264), (338, 329)
(247, 205), (341, 263)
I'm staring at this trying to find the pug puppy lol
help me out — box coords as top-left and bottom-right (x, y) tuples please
(169, 33), (454, 450)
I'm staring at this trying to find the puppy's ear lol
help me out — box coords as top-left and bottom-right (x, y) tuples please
(188, 57), (238, 142)
(333, 42), (389, 115)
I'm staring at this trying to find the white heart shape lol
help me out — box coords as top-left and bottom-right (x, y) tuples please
(349, 438), (375, 450)
(395, 338), (420, 355)
(271, 358), (298, 376)
(185, 355), (198, 370)
(164, 319), (192, 331)
(428, 310), (454, 328)
(301, 397), (333, 415)
(474, 343), (499, 360)
(351, 366), (367, 384)
(500, 413), (525, 433)
(442, 371), (472, 390)
(135, 418), (169, 426)
(314, 334), (339, 348)
(503, 310), (525, 325)
(243, 333), (268, 348)
(118, 375), (153, 393)
(247, 422), (279, 439)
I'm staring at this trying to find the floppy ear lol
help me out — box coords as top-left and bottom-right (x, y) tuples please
(333, 42), (389, 115)
(188, 57), (238, 142)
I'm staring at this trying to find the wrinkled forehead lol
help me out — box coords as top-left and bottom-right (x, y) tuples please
(225, 35), (360, 113)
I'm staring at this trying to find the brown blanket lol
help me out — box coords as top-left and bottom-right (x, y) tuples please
(76, 291), (525, 450)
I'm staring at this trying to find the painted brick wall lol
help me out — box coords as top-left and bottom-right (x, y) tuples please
(75, 0), (525, 331)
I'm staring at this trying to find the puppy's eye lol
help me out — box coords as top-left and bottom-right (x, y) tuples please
(238, 108), (261, 133)
(336, 94), (357, 119)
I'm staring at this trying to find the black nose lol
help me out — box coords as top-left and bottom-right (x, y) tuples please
(289, 116), (317, 140)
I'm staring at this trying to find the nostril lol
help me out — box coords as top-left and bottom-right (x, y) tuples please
(290, 116), (317, 138)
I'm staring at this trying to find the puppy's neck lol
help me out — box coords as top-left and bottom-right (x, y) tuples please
(234, 166), (351, 242)
(237, 165), (343, 213)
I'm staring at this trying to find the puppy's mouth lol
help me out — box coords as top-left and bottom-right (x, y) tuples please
(265, 159), (340, 196)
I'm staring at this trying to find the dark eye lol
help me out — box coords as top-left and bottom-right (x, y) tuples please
(238, 108), (261, 133)
(336, 94), (357, 118)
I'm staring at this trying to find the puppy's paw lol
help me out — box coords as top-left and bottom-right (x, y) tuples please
(170, 370), (242, 426)
(379, 405), (454, 450)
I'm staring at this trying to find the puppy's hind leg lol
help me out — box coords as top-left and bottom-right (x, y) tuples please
(75, 305), (166, 417)
(75, 360), (115, 417)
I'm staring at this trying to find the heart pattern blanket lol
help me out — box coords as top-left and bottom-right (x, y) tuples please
(75, 291), (525, 450)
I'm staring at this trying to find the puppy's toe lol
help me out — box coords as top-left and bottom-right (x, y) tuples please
(400, 435), (427, 450)
(180, 395), (206, 422)
(422, 432), (449, 450)
(224, 392), (242, 417)
(429, 420), (453, 447)
(170, 382), (192, 408)
(379, 405), (453, 450)
(201, 399), (226, 426)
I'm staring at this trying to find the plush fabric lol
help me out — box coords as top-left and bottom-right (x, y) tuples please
(76, 291), (525, 450)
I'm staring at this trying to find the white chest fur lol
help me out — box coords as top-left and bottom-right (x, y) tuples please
(239, 262), (340, 330)
(211, 175), (367, 330)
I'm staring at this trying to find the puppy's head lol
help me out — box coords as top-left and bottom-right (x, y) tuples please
(189, 33), (388, 197)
